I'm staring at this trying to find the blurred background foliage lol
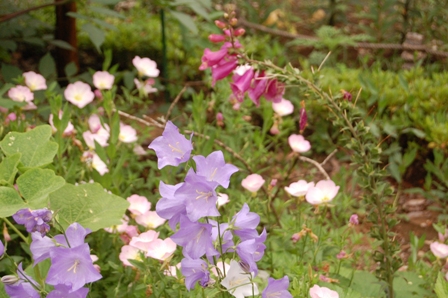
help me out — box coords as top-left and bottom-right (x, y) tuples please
(0, 0), (447, 207)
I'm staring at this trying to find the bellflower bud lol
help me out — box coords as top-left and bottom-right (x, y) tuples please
(341, 89), (352, 101)
(1, 275), (20, 285)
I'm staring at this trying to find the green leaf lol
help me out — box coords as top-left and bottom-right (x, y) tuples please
(17, 168), (65, 209)
(49, 39), (75, 51)
(0, 153), (21, 185)
(0, 186), (26, 217)
(81, 23), (105, 53)
(49, 183), (129, 231)
(0, 125), (58, 171)
(189, 3), (210, 21)
(64, 61), (78, 77)
(1, 63), (22, 83)
(169, 10), (198, 34)
(90, 6), (125, 19)
(0, 98), (26, 109)
(435, 271), (448, 298)
(38, 53), (57, 78)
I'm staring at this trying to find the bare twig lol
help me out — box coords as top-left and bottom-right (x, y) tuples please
(0, 0), (73, 23)
(321, 149), (338, 166)
(166, 86), (187, 121)
(116, 110), (164, 129)
(299, 156), (331, 180)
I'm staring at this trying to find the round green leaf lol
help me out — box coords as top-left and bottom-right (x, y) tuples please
(0, 186), (26, 217)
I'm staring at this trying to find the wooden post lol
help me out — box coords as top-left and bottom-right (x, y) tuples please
(401, 32), (426, 69)
(55, 0), (79, 80)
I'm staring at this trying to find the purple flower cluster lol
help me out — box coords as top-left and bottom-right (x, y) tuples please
(3, 212), (101, 298)
(13, 208), (52, 236)
(150, 121), (292, 296)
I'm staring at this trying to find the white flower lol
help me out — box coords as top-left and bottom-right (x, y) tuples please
(132, 56), (160, 77)
(241, 174), (265, 193)
(221, 260), (259, 298)
(8, 85), (34, 102)
(119, 123), (138, 143)
(288, 134), (311, 153)
(272, 98), (294, 116)
(285, 180), (314, 197)
(64, 81), (94, 108)
(305, 180), (340, 205)
(23, 71), (47, 91)
(92, 71), (114, 90)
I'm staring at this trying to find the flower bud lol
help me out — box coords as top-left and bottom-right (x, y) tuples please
(94, 89), (103, 100)
(3, 224), (11, 242)
(1, 275), (19, 285)
(341, 89), (352, 101)
(233, 28), (245, 36)
(208, 34), (226, 43)
(215, 20), (226, 29)
(349, 214), (359, 226)
(336, 250), (347, 259)
(270, 179), (278, 187)
(216, 112), (224, 127)
(299, 101), (307, 133)
(229, 18), (238, 26)
(270, 122), (280, 135)
(238, 261), (251, 273)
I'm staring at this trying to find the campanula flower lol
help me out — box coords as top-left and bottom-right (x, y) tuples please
(221, 260), (259, 298)
(262, 276), (292, 298)
(181, 258), (210, 290)
(193, 151), (239, 188)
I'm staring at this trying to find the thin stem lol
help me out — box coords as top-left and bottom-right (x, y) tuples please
(3, 218), (28, 244)
(165, 86), (187, 121)
(299, 156), (331, 180)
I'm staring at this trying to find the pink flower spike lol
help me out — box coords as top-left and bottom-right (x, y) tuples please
(64, 81), (94, 108)
(146, 238), (176, 261)
(208, 34), (227, 43)
(272, 98), (294, 116)
(230, 65), (254, 102)
(135, 211), (166, 229)
(241, 174), (265, 193)
(133, 56), (160, 78)
(248, 71), (268, 106)
(284, 180), (314, 197)
(119, 123), (138, 143)
(8, 85), (34, 102)
(288, 134), (311, 153)
(264, 79), (285, 103)
(211, 58), (238, 86)
(23, 71), (47, 91)
(305, 180), (340, 205)
(93, 71), (114, 90)
(127, 194), (151, 216)
(430, 242), (448, 259)
(200, 47), (229, 70)
(309, 285), (339, 298)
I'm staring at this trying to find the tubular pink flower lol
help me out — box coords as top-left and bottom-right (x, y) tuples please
(64, 81), (94, 108)
(208, 34), (227, 43)
(305, 180), (340, 205)
(92, 71), (114, 90)
(264, 79), (285, 103)
(211, 58), (238, 86)
(23, 71), (47, 91)
(8, 85), (34, 102)
(248, 71), (269, 106)
(230, 66), (254, 102)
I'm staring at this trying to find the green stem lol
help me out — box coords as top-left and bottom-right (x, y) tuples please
(4, 218), (28, 244)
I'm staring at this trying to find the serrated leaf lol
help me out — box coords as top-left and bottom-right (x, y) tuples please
(0, 186), (26, 217)
(49, 183), (129, 231)
(169, 10), (198, 34)
(81, 23), (105, 53)
(17, 168), (65, 208)
(38, 53), (57, 78)
(0, 153), (21, 185)
(0, 125), (58, 171)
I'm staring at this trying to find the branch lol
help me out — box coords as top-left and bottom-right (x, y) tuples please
(0, 0), (74, 23)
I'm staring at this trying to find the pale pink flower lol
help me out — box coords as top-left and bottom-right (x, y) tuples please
(104, 215), (129, 233)
(64, 81), (95, 108)
(272, 98), (294, 116)
(92, 71), (114, 90)
(23, 71), (47, 91)
(133, 56), (160, 77)
(133, 145), (147, 156)
(164, 263), (181, 278)
(241, 174), (265, 192)
(134, 78), (157, 94)
(135, 211), (166, 229)
(430, 242), (448, 259)
(92, 153), (108, 175)
(129, 230), (159, 251)
(8, 85), (34, 102)
(119, 245), (142, 267)
(146, 238), (176, 261)
(127, 194), (151, 216)
(119, 123), (138, 143)
(306, 180), (340, 205)
(83, 115), (110, 149)
(288, 134), (311, 153)
(285, 180), (314, 197)
(217, 193), (230, 207)
(309, 285), (339, 298)
(49, 111), (75, 136)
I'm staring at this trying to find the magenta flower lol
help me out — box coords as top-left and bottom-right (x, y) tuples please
(64, 81), (95, 108)
(199, 42), (233, 70)
(248, 71), (269, 106)
(148, 121), (193, 169)
(262, 276), (292, 298)
(46, 243), (102, 292)
(211, 58), (238, 86)
(193, 151), (239, 188)
(181, 258), (210, 290)
(23, 71), (47, 91)
(349, 214), (359, 226)
(299, 107), (308, 132)
(288, 134), (311, 153)
(92, 71), (114, 90)
(305, 180), (340, 205)
(264, 79), (285, 103)
(230, 65), (254, 102)
(133, 56), (160, 77)
(170, 216), (218, 259)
